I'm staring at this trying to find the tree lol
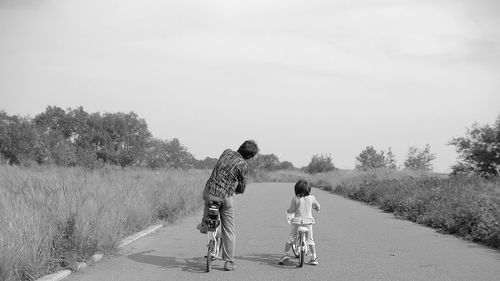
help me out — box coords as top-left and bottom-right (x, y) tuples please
(355, 146), (386, 170)
(384, 147), (397, 169)
(193, 157), (218, 169)
(277, 161), (295, 170)
(34, 106), (73, 138)
(247, 154), (296, 171)
(33, 106), (77, 165)
(96, 112), (152, 166)
(144, 138), (169, 169)
(449, 115), (500, 177)
(66, 107), (101, 168)
(0, 111), (37, 164)
(403, 144), (435, 171)
(164, 138), (195, 168)
(307, 153), (336, 174)
(248, 154), (280, 171)
(144, 138), (194, 169)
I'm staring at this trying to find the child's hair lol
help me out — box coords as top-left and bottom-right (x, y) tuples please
(294, 179), (311, 197)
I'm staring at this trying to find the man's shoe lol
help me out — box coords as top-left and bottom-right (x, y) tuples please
(196, 223), (207, 234)
(308, 258), (318, 265)
(278, 255), (289, 265)
(224, 261), (237, 271)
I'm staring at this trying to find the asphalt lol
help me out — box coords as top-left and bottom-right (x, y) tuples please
(65, 183), (500, 281)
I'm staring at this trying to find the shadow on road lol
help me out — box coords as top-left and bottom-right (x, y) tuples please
(127, 250), (226, 273)
(235, 253), (301, 270)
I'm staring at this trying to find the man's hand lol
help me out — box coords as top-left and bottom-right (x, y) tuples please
(235, 184), (245, 194)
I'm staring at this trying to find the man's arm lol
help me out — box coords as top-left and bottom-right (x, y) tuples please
(235, 163), (248, 194)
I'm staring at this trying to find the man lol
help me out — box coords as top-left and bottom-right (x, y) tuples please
(197, 140), (259, 271)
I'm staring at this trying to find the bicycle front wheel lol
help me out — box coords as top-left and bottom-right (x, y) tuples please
(206, 240), (214, 272)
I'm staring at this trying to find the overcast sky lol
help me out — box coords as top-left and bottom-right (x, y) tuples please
(1, 0), (499, 172)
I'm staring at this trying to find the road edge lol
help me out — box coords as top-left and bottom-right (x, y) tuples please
(34, 223), (165, 281)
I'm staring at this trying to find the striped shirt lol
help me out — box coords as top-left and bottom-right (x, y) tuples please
(205, 149), (249, 199)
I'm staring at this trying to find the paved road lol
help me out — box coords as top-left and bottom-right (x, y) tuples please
(66, 183), (500, 281)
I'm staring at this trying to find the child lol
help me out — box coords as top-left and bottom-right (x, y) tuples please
(278, 179), (320, 266)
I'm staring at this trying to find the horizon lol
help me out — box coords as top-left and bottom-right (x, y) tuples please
(1, 0), (499, 172)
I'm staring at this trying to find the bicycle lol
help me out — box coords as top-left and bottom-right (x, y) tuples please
(291, 226), (310, 267)
(205, 201), (222, 272)
(287, 212), (310, 267)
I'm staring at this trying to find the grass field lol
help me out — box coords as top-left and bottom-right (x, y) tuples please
(0, 165), (209, 281)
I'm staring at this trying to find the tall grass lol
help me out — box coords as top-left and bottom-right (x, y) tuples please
(0, 165), (209, 281)
(306, 168), (500, 249)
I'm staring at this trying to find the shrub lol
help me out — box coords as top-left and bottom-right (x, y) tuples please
(307, 169), (500, 249)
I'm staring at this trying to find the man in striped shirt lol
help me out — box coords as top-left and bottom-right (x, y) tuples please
(197, 140), (259, 271)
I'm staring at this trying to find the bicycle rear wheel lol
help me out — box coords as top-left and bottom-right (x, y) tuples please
(299, 249), (305, 267)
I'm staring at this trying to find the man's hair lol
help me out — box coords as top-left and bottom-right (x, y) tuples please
(294, 179), (311, 197)
(237, 140), (259, 160)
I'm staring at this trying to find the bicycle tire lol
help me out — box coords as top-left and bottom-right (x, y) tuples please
(299, 249), (305, 267)
(206, 240), (214, 272)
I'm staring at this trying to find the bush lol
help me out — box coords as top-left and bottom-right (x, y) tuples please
(307, 169), (500, 249)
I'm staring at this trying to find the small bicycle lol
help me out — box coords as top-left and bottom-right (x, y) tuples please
(291, 226), (310, 267)
(205, 201), (222, 272)
(287, 212), (311, 268)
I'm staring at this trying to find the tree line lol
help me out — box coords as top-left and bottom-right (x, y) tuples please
(303, 144), (437, 174)
(1, 106), (498, 177)
(0, 106), (211, 169)
(0, 106), (297, 170)
(305, 114), (500, 178)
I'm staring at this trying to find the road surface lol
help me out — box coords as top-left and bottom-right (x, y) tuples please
(66, 183), (500, 281)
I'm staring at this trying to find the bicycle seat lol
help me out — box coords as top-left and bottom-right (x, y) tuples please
(208, 201), (222, 209)
(208, 202), (221, 217)
(297, 226), (309, 234)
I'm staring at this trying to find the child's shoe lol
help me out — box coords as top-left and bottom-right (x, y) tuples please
(308, 258), (318, 265)
(278, 255), (290, 265)
(196, 223), (208, 234)
(224, 261), (237, 271)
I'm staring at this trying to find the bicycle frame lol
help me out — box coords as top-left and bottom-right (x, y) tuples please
(205, 202), (221, 272)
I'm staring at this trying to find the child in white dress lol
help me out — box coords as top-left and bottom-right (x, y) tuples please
(279, 179), (320, 265)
